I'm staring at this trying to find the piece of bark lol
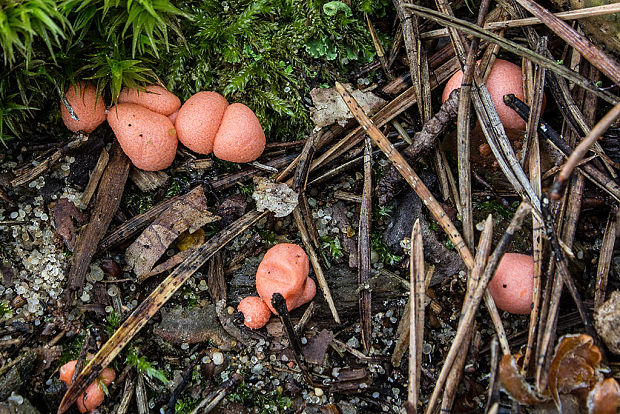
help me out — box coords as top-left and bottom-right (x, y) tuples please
(52, 198), (87, 251)
(80, 147), (109, 207)
(153, 304), (236, 350)
(128, 168), (170, 192)
(125, 186), (219, 278)
(64, 142), (130, 304)
(303, 329), (334, 365)
(208, 252), (227, 303)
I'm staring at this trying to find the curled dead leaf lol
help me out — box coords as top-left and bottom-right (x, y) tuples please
(548, 334), (603, 411)
(499, 354), (547, 405)
(587, 378), (620, 414)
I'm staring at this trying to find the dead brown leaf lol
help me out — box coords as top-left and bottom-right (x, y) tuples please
(499, 354), (546, 406)
(125, 186), (219, 278)
(52, 198), (87, 251)
(587, 378), (620, 414)
(499, 334), (614, 411)
(303, 329), (334, 365)
(548, 334), (603, 410)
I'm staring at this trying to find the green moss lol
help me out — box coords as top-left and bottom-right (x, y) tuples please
(162, 0), (384, 141)
(59, 333), (85, 364)
(175, 395), (200, 414)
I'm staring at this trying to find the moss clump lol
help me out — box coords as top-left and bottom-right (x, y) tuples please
(162, 0), (388, 141)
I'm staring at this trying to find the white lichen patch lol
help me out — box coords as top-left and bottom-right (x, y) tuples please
(252, 177), (298, 218)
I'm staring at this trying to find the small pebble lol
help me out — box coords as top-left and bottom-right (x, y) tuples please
(212, 352), (224, 366)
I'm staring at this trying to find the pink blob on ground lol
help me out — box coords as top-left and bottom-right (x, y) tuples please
(213, 103), (266, 163)
(488, 252), (534, 314)
(176, 91), (228, 155)
(238, 296), (272, 329)
(256, 243), (309, 313)
(442, 59), (545, 131)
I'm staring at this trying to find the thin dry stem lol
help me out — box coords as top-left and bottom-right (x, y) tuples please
(407, 219), (424, 412)
(553, 101), (620, 196)
(358, 136), (373, 352)
(594, 212), (616, 308)
(442, 215), (493, 412)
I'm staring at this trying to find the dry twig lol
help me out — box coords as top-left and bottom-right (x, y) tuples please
(594, 212), (616, 309)
(406, 219), (424, 413)
(552, 101), (620, 197)
(358, 136), (373, 352)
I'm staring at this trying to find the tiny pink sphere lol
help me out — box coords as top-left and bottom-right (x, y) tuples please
(238, 296), (272, 329)
(488, 252), (534, 314)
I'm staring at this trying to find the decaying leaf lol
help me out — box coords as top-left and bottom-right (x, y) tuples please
(587, 378), (620, 414)
(125, 186), (219, 278)
(309, 83), (386, 128)
(252, 177), (298, 218)
(52, 198), (87, 251)
(140, 248), (194, 282)
(499, 354), (546, 405)
(303, 329), (334, 365)
(175, 228), (206, 251)
(548, 334), (603, 410)
(500, 334), (615, 411)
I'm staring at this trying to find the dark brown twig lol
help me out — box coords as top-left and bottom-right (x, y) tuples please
(64, 142), (130, 304)
(552, 101), (620, 197)
(358, 136), (373, 353)
(271, 293), (314, 386)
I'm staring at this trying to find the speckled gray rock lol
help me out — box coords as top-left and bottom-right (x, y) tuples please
(594, 290), (620, 355)
(154, 304), (236, 351)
